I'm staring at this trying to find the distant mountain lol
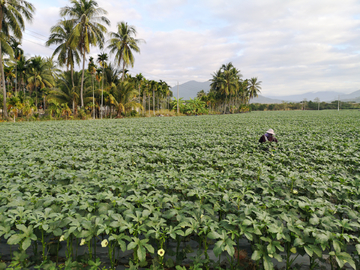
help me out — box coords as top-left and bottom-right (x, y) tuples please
(170, 80), (210, 100)
(266, 90), (360, 102)
(249, 96), (287, 104)
(170, 81), (360, 103)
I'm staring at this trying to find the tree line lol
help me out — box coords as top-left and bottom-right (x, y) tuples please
(195, 62), (262, 114)
(0, 0), (173, 120)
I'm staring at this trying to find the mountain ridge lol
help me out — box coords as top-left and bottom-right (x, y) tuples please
(170, 81), (360, 103)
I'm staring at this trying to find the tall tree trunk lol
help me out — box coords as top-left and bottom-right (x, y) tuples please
(143, 90), (146, 116)
(35, 77), (37, 109)
(15, 65), (17, 94)
(92, 76), (95, 119)
(80, 51), (85, 107)
(71, 65), (74, 88)
(153, 89), (155, 116)
(22, 78), (25, 99)
(101, 67), (104, 119)
(148, 94), (150, 116)
(122, 61), (126, 81)
(0, 45), (8, 118)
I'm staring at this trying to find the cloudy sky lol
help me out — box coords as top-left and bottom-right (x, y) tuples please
(22, 0), (360, 96)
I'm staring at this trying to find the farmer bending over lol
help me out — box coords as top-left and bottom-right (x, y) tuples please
(259, 129), (278, 143)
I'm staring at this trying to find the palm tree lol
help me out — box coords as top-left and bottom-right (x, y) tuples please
(135, 73), (144, 106)
(97, 52), (108, 119)
(15, 55), (27, 97)
(107, 21), (145, 81)
(110, 81), (143, 117)
(88, 56), (96, 118)
(48, 70), (81, 113)
(248, 77), (262, 101)
(60, 0), (110, 108)
(9, 37), (24, 93)
(210, 63), (242, 113)
(148, 80), (158, 116)
(0, 0), (35, 117)
(46, 19), (80, 88)
(240, 79), (249, 105)
(26, 56), (55, 109)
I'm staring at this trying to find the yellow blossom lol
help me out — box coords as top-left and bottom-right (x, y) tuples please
(101, 239), (108, 247)
(157, 249), (165, 257)
(80, 239), (86, 246)
(59, 235), (65, 242)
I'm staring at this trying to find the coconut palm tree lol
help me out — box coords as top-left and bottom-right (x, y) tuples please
(0, 0), (35, 117)
(248, 77), (262, 100)
(148, 80), (158, 115)
(48, 70), (81, 113)
(135, 73), (144, 105)
(210, 63), (242, 113)
(26, 56), (55, 109)
(88, 56), (96, 118)
(107, 21), (145, 81)
(60, 0), (110, 108)
(109, 81), (143, 117)
(15, 55), (27, 97)
(97, 52), (108, 118)
(46, 19), (80, 88)
(9, 37), (24, 93)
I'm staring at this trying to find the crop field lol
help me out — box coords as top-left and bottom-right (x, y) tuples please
(0, 110), (360, 270)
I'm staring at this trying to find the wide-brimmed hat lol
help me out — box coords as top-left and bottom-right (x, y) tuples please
(266, 129), (275, 135)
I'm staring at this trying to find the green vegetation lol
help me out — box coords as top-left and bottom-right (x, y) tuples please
(250, 100), (360, 111)
(0, 110), (360, 269)
(0, 0), (175, 122)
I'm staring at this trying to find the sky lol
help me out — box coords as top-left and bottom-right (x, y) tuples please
(21, 0), (360, 97)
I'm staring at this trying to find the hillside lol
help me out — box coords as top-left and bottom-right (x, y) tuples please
(170, 80), (360, 103)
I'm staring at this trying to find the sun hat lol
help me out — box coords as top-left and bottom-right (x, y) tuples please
(266, 129), (275, 135)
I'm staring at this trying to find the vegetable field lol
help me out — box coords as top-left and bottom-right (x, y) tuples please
(0, 110), (360, 270)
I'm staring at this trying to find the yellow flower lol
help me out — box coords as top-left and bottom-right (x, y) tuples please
(269, 254), (273, 258)
(80, 239), (86, 246)
(200, 214), (204, 219)
(101, 239), (108, 247)
(293, 189), (298, 194)
(290, 247), (297, 254)
(59, 235), (65, 242)
(157, 249), (165, 257)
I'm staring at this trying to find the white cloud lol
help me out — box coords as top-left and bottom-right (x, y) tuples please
(20, 0), (360, 96)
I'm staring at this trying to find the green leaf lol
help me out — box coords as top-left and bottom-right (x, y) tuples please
(225, 244), (235, 257)
(127, 241), (137, 250)
(304, 246), (313, 257)
(333, 240), (341, 253)
(263, 255), (274, 270)
(309, 214), (319, 225)
(309, 244), (322, 257)
(355, 244), (360, 255)
(8, 234), (23, 245)
(251, 250), (262, 261)
(213, 241), (223, 257)
(293, 237), (304, 246)
(22, 238), (31, 251)
(0, 262), (6, 270)
(207, 231), (220, 239)
(137, 245), (146, 262)
(53, 228), (62, 236)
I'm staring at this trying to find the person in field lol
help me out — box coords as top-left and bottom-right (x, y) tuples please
(259, 129), (278, 143)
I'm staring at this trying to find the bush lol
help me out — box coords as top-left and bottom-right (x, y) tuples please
(78, 109), (87, 120)
(130, 110), (138, 117)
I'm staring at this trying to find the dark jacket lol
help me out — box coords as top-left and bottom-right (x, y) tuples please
(259, 134), (278, 143)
